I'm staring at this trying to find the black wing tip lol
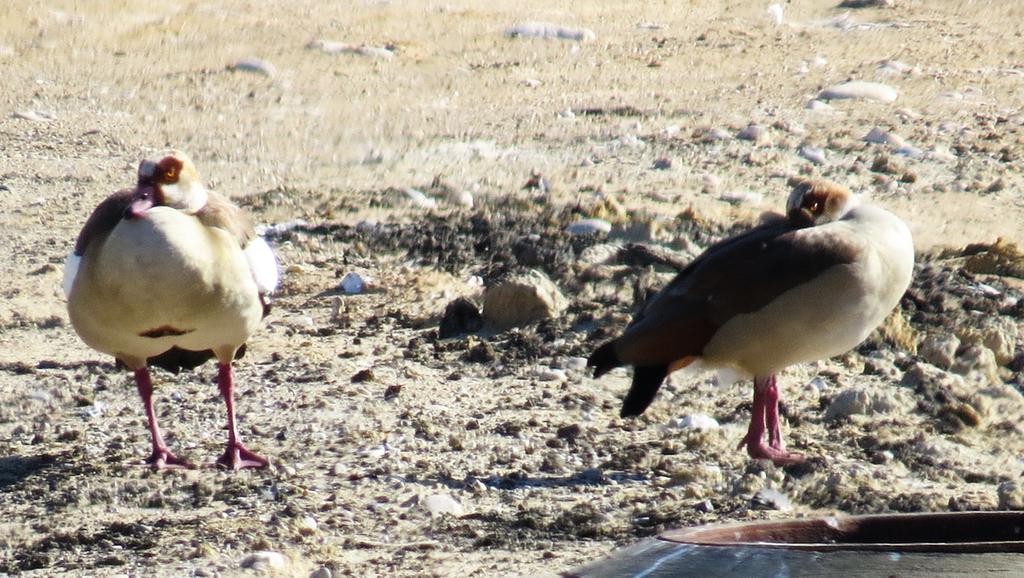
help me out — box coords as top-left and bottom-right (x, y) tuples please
(619, 365), (668, 418)
(588, 340), (621, 378)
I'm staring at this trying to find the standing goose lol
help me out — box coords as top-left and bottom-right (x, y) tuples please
(589, 180), (914, 465)
(64, 152), (279, 470)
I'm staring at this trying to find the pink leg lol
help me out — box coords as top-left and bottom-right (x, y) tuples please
(215, 363), (269, 470)
(736, 374), (803, 466)
(763, 376), (784, 450)
(134, 368), (193, 469)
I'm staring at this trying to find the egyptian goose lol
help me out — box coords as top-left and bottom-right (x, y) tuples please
(64, 152), (279, 470)
(589, 180), (914, 465)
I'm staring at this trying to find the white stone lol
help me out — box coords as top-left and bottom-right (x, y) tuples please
(537, 367), (568, 382)
(669, 414), (720, 430)
(818, 81), (898, 102)
(229, 57), (276, 77)
(403, 188), (437, 209)
(423, 493), (464, 517)
(799, 145), (827, 164)
(566, 218), (612, 235)
(340, 272), (365, 294)
(863, 127), (906, 147)
(308, 39), (394, 59)
(719, 191), (763, 206)
(506, 22), (596, 42)
(240, 551), (286, 570)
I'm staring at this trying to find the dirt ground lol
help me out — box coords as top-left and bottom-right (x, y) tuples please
(1, 0), (1024, 576)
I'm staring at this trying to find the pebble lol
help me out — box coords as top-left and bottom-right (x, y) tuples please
(537, 367), (567, 382)
(240, 551), (286, 570)
(505, 22), (596, 42)
(736, 123), (769, 145)
(482, 269), (567, 330)
(565, 357), (589, 371)
(701, 127), (732, 142)
(228, 57), (277, 77)
(799, 145), (827, 164)
(767, 4), (785, 26)
(805, 99), (834, 112)
(423, 493), (464, 517)
(752, 488), (792, 511)
(818, 81), (898, 102)
(566, 218), (612, 235)
(310, 568), (333, 578)
(450, 190), (474, 208)
(668, 414), (720, 431)
(404, 187), (438, 209)
(863, 127), (906, 147)
(308, 39), (394, 59)
(919, 333), (959, 370)
(998, 481), (1024, 510)
(340, 272), (366, 294)
(652, 157), (672, 170)
(824, 387), (908, 420)
(577, 243), (621, 265)
(877, 59), (914, 76)
(719, 191), (763, 206)
(950, 345), (999, 384)
(11, 110), (55, 122)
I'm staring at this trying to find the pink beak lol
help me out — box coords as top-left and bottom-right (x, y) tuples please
(126, 186), (156, 219)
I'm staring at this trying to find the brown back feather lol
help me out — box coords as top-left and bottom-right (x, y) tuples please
(196, 190), (255, 248)
(74, 189), (134, 256)
(615, 222), (860, 367)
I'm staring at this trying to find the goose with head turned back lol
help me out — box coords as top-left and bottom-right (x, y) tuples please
(589, 179), (914, 465)
(64, 151), (279, 470)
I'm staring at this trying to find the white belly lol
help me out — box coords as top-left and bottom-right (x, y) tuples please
(67, 207), (262, 363)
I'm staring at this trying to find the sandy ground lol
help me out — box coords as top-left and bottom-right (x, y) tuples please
(1, 0), (1024, 576)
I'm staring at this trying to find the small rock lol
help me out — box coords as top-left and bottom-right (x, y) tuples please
(839, 0), (895, 7)
(719, 191), (763, 206)
(439, 297), (483, 338)
(308, 39), (395, 59)
(403, 187), (438, 209)
(11, 110), (55, 122)
(506, 21), (596, 42)
(577, 243), (621, 265)
(752, 488), (792, 511)
(340, 271), (366, 294)
(351, 369), (374, 383)
(451, 190), (474, 208)
(700, 127), (732, 142)
(799, 145), (827, 164)
(482, 270), (567, 330)
(863, 127), (906, 147)
(537, 367), (567, 382)
(805, 99), (834, 112)
(240, 551), (286, 570)
(228, 57), (277, 77)
(467, 340), (496, 363)
(950, 345), (999, 384)
(737, 123), (769, 145)
(818, 81), (898, 102)
(998, 482), (1024, 510)
(668, 414), (720, 431)
(566, 218), (612, 235)
(565, 357), (589, 371)
(423, 493), (464, 517)
(652, 157), (673, 170)
(310, 567), (333, 578)
(298, 516), (318, 536)
(384, 384), (401, 400)
(919, 333), (959, 370)
(824, 387), (908, 420)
